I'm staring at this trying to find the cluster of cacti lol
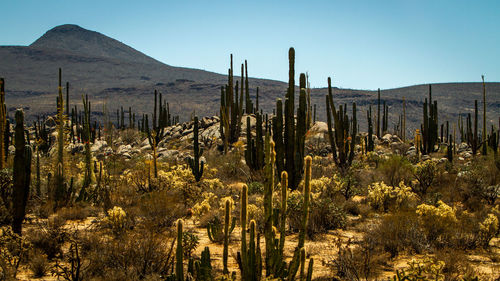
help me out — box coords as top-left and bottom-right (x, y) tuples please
(54, 68), (66, 209)
(187, 246), (214, 281)
(220, 54), (244, 152)
(272, 48), (308, 189)
(421, 85), (439, 155)
(0, 78), (5, 170)
(206, 201), (235, 244)
(146, 91), (169, 178)
(78, 94), (93, 201)
(245, 113), (264, 171)
(466, 100), (480, 155)
(487, 125), (498, 154)
(326, 77), (357, 174)
(11, 109), (32, 235)
(187, 116), (204, 181)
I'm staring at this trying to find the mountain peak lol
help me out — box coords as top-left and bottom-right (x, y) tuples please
(30, 24), (159, 64)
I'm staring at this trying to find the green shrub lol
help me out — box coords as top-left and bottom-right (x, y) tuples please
(377, 155), (413, 186)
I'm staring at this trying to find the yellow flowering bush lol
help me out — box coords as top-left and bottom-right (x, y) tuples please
(367, 181), (417, 212)
(191, 192), (218, 220)
(201, 178), (224, 190)
(103, 206), (127, 235)
(416, 201), (457, 241)
(479, 213), (499, 245)
(309, 176), (332, 193)
(403, 256), (445, 281)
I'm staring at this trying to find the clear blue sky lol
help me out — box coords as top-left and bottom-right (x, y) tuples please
(2, 0), (499, 89)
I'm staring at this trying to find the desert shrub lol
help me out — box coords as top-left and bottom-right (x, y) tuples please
(83, 229), (176, 280)
(365, 212), (427, 257)
(57, 203), (96, 221)
(103, 206), (128, 235)
(399, 256), (445, 281)
(287, 191), (346, 237)
(413, 160), (438, 195)
(367, 181), (418, 212)
(28, 216), (66, 259)
(308, 196), (347, 236)
(135, 189), (186, 229)
(457, 161), (499, 209)
(328, 238), (386, 281)
(478, 213), (499, 246)
(120, 128), (141, 145)
(182, 231), (199, 258)
(28, 251), (49, 278)
(434, 249), (477, 280)
(0, 169), (12, 225)
(416, 200), (457, 245)
(343, 199), (360, 216)
(377, 154), (413, 186)
(205, 148), (248, 183)
(247, 181), (264, 194)
(0, 226), (31, 279)
(192, 192), (217, 221)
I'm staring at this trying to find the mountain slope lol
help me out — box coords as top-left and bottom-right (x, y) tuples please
(0, 24), (499, 133)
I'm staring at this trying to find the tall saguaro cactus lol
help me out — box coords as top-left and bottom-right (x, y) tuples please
(176, 219), (184, 281)
(55, 68), (66, 208)
(187, 116), (204, 181)
(78, 95), (92, 201)
(326, 77), (357, 174)
(12, 109), (32, 235)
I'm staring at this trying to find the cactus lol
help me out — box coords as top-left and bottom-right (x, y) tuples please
(421, 85), (439, 154)
(263, 137), (275, 273)
(188, 246), (213, 281)
(176, 219), (184, 281)
(488, 125), (498, 155)
(220, 54), (244, 151)
(77, 95), (93, 201)
(12, 109), (32, 234)
(223, 199), (232, 274)
(237, 219), (262, 281)
(55, 68), (66, 209)
(467, 100), (480, 156)
(0, 78), (5, 169)
(446, 134), (453, 163)
(274, 48), (307, 190)
(377, 88), (381, 138)
(326, 77), (357, 174)
(187, 116), (204, 181)
(366, 105), (374, 152)
(402, 97), (406, 142)
(244, 60), (253, 114)
(245, 113), (264, 171)
(240, 184), (248, 279)
(272, 98), (285, 178)
(206, 205), (236, 243)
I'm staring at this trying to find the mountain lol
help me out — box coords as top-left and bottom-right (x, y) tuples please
(1, 24), (499, 133)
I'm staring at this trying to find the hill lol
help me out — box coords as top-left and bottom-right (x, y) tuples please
(1, 24), (499, 134)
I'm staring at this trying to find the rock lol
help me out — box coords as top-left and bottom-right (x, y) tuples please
(122, 152), (132, 159)
(421, 155), (431, 161)
(91, 140), (107, 153)
(382, 134), (392, 143)
(458, 157), (464, 161)
(117, 144), (132, 154)
(463, 152), (472, 159)
(201, 123), (221, 140)
(391, 135), (402, 143)
(439, 158), (448, 163)
(240, 115), (256, 133)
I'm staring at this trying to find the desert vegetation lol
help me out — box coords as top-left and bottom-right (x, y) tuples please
(0, 48), (499, 281)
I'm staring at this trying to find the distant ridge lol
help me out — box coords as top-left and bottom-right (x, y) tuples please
(30, 24), (161, 64)
(0, 24), (498, 131)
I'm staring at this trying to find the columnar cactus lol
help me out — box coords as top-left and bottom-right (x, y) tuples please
(377, 88), (381, 138)
(326, 77), (357, 174)
(263, 137), (275, 273)
(78, 95), (92, 201)
(366, 105), (374, 152)
(272, 98), (285, 178)
(223, 199), (232, 274)
(12, 109), (32, 234)
(187, 116), (204, 181)
(245, 113), (264, 171)
(240, 184), (248, 279)
(176, 219), (184, 281)
(55, 68), (66, 208)
(421, 85), (439, 154)
(220, 54), (244, 152)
